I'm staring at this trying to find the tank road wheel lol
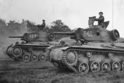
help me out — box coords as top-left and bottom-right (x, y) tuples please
(22, 54), (31, 62)
(90, 61), (100, 72)
(77, 61), (89, 74)
(12, 46), (22, 58)
(112, 61), (121, 71)
(121, 61), (124, 71)
(39, 54), (46, 61)
(31, 54), (38, 62)
(101, 62), (111, 72)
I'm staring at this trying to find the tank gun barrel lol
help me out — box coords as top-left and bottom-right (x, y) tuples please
(53, 32), (76, 40)
(53, 32), (74, 36)
(53, 28), (84, 41)
(9, 36), (23, 38)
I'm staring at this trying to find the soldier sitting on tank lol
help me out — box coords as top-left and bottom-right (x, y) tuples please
(40, 19), (46, 31)
(95, 12), (105, 28)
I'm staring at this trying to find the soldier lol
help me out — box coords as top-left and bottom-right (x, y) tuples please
(95, 12), (104, 27)
(41, 19), (46, 31)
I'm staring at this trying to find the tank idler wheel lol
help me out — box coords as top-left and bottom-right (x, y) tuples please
(101, 62), (111, 72)
(5, 45), (13, 58)
(31, 54), (38, 62)
(77, 61), (89, 74)
(112, 61), (121, 71)
(5, 45), (13, 55)
(22, 54), (31, 62)
(39, 54), (46, 61)
(90, 61), (100, 72)
(121, 61), (124, 71)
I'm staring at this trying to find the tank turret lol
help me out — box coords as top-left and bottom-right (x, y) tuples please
(53, 16), (120, 43)
(53, 27), (120, 43)
(9, 31), (55, 43)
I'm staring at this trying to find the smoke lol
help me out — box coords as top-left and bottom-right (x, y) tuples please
(0, 18), (27, 59)
(0, 19), (28, 46)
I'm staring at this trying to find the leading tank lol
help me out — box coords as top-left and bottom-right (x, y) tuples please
(47, 16), (124, 74)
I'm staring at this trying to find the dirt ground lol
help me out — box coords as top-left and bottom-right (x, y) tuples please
(0, 59), (124, 83)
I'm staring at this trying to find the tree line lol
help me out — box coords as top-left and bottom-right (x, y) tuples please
(26, 19), (71, 32)
(0, 18), (72, 36)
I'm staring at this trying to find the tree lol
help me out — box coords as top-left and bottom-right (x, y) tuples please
(51, 19), (71, 32)
(50, 19), (71, 39)
(52, 20), (64, 26)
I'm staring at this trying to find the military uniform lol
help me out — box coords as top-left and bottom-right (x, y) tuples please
(41, 20), (46, 31)
(95, 16), (104, 26)
(95, 12), (105, 28)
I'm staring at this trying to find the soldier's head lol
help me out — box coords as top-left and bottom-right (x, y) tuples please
(99, 12), (103, 16)
(42, 19), (45, 23)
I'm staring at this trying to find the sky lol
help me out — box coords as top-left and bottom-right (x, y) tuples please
(0, 0), (124, 37)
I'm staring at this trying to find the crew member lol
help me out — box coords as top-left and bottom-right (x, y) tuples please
(41, 19), (46, 30)
(95, 12), (104, 27)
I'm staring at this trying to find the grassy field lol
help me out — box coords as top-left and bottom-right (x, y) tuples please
(0, 59), (124, 83)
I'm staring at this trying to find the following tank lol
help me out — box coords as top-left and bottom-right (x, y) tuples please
(47, 16), (124, 74)
(5, 29), (76, 62)
(5, 30), (63, 62)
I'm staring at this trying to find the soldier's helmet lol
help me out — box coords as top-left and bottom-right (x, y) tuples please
(43, 19), (45, 22)
(99, 11), (103, 15)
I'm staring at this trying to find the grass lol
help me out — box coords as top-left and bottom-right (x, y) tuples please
(0, 60), (124, 83)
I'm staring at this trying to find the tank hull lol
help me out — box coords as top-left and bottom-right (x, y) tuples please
(48, 42), (124, 73)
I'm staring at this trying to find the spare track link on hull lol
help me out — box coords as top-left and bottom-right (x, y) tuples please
(60, 47), (124, 73)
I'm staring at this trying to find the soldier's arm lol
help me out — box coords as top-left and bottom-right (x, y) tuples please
(95, 16), (104, 21)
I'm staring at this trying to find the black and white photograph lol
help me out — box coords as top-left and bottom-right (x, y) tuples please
(0, 0), (124, 83)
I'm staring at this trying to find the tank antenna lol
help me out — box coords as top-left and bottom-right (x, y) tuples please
(53, 2), (54, 20)
(112, 0), (114, 29)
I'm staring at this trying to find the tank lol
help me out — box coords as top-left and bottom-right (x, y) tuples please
(5, 30), (61, 62)
(47, 16), (124, 74)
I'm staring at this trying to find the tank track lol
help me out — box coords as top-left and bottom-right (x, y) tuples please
(57, 47), (124, 74)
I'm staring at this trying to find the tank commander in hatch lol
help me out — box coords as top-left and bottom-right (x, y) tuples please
(95, 12), (104, 28)
(41, 19), (46, 31)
